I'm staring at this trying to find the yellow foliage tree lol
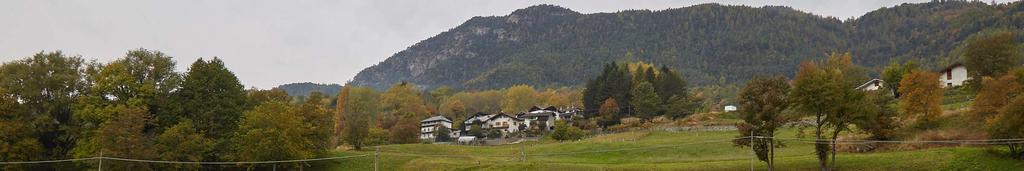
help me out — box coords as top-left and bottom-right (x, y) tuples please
(972, 75), (1021, 122)
(502, 85), (538, 113)
(898, 71), (944, 126)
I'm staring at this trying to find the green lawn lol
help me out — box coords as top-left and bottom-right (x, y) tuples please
(309, 129), (1024, 171)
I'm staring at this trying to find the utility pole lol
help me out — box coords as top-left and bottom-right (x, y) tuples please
(375, 147), (380, 171)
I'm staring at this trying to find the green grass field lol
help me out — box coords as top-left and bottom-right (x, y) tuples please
(307, 128), (1024, 171)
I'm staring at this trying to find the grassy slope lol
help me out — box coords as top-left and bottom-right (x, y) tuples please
(311, 129), (1024, 171)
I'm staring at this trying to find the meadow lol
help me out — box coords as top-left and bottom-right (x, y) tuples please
(311, 128), (1024, 171)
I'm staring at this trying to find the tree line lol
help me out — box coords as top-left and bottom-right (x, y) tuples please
(0, 49), (333, 170)
(734, 30), (1023, 171)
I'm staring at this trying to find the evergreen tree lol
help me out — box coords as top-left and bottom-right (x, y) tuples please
(630, 82), (660, 119)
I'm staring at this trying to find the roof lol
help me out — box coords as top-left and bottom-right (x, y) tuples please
(938, 63), (965, 72)
(421, 115), (452, 123)
(464, 112), (496, 124)
(543, 106), (558, 111)
(855, 79), (884, 90)
(485, 113), (523, 122)
(522, 111), (556, 118)
(528, 106), (543, 112)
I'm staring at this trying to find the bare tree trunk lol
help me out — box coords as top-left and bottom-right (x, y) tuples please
(769, 134), (775, 171)
(815, 113), (828, 171)
(830, 128), (841, 171)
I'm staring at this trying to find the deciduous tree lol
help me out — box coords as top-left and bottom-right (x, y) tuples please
(333, 86), (351, 147)
(73, 105), (158, 170)
(881, 60), (918, 98)
(342, 87), (378, 150)
(172, 58), (248, 140)
(232, 102), (310, 170)
(898, 71), (943, 127)
(550, 120), (586, 141)
(156, 120), (214, 170)
(0, 51), (90, 159)
(972, 75), (1021, 121)
(964, 30), (1021, 88)
(597, 98), (620, 127)
(735, 75), (790, 170)
(296, 92), (334, 153)
(502, 85), (538, 113)
(988, 95), (1024, 159)
(380, 82), (427, 129)
(0, 88), (43, 170)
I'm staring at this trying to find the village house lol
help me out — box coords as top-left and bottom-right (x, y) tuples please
(420, 116), (453, 140)
(454, 106), (583, 142)
(516, 106), (565, 131)
(856, 79), (884, 91)
(458, 112), (524, 137)
(462, 112), (496, 132)
(938, 63), (968, 87)
(484, 113), (523, 134)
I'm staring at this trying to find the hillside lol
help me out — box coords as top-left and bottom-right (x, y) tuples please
(350, 1), (1024, 90)
(275, 82), (343, 97)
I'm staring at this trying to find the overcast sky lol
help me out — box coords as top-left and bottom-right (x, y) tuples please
(0, 0), (1013, 89)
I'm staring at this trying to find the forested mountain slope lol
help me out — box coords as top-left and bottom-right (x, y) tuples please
(276, 82), (342, 97)
(351, 1), (1024, 90)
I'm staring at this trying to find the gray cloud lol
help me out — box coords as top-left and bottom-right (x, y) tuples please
(0, 0), (1012, 88)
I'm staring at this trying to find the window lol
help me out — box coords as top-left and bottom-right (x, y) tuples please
(947, 71), (952, 80)
(947, 83), (953, 87)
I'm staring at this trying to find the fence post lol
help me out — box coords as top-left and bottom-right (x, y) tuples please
(521, 145), (526, 162)
(750, 130), (754, 171)
(375, 147), (380, 171)
(98, 151), (103, 171)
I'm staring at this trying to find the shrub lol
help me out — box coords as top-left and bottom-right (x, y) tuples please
(551, 120), (587, 141)
(620, 117), (642, 127)
(365, 127), (390, 146)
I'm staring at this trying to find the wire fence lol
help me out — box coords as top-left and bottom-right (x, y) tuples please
(3, 136), (1023, 169)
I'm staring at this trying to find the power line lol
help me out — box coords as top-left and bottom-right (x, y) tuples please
(101, 154), (370, 165)
(752, 136), (1024, 145)
(1, 155), (370, 165)
(0, 157), (98, 164)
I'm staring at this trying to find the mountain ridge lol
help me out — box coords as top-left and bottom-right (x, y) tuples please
(351, 1), (1023, 90)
